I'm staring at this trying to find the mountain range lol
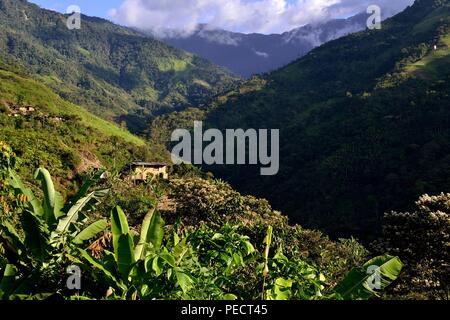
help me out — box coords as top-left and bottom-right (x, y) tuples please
(157, 12), (371, 78)
(0, 0), (239, 132)
(0, 0), (449, 301)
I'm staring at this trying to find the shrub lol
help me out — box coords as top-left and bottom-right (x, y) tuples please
(376, 193), (450, 299)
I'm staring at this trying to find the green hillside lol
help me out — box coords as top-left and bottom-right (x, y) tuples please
(1, 0), (449, 301)
(149, 0), (450, 239)
(406, 34), (450, 78)
(0, 0), (239, 130)
(0, 61), (168, 189)
(0, 60), (385, 302)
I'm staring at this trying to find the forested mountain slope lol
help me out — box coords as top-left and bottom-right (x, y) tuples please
(0, 0), (239, 130)
(0, 61), (168, 192)
(150, 0), (450, 239)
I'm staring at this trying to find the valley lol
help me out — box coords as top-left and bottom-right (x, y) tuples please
(157, 12), (370, 78)
(0, 0), (449, 301)
(148, 0), (450, 241)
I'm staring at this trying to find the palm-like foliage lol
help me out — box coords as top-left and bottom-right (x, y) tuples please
(78, 206), (201, 299)
(0, 168), (108, 299)
(0, 167), (404, 300)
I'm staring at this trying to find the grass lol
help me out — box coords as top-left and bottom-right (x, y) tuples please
(0, 65), (172, 191)
(405, 34), (450, 80)
(0, 68), (145, 146)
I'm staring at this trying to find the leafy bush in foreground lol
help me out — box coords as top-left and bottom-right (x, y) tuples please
(0, 164), (403, 300)
(375, 193), (450, 299)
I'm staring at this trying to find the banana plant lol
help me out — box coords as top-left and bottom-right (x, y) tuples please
(261, 227), (403, 301)
(78, 206), (161, 294)
(0, 168), (109, 298)
(79, 206), (197, 299)
(3, 168), (108, 253)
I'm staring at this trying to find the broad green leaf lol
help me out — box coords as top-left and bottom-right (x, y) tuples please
(110, 206), (135, 280)
(243, 240), (255, 255)
(134, 209), (165, 260)
(111, 206), (130, 252)
(334, 255), (403, 300)
(0, 264), (17, 299)
(151, 257), (162, 276)
(116, 234), (135, 281)
(159, 252), (176, 268)
(20, 210), (49, 261)
(175, 270), (194, 293)
(34, 168), (64, 226)
(74, 219), (108, 244)
(146, 210), (164, 250)
(174, 236), (189, 263)
(56, 192), (97, 235)
(266, 278), (293, 300)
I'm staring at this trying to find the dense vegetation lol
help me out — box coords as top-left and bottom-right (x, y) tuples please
(0, 144), (407, 300)
(0, 61), (168, 194)
(149, 0), (450, 240)
(0, 0), (239, 130)
(0, 0), (449, 301)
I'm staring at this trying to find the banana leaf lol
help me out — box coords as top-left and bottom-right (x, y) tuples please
(134, 209), (164, 260)
(34, 168), (64, 226)
(74, 219), (108, 244)
(334, 255), (403, 300)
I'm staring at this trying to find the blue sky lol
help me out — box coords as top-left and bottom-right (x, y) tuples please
(28, 0), (414, 35)
(29, 0), (301, 17)
(29, 0), (121, 19)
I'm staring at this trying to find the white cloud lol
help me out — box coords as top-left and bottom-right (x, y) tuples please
(254, 50), (270, 58)
(109, 0), (415, 35)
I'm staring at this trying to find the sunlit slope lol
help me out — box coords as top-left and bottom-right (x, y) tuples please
(0, 63), (168, 186)
(0, 65), (145, 146)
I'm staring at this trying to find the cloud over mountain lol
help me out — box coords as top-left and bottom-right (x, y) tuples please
(109, 0), (415, 35)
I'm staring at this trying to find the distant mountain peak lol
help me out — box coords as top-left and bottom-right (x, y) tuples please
(281, 12), (370, 46)
(158, 13), (370, 77)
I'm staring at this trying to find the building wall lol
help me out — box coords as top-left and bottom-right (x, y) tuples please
(132, 166), (168, 181)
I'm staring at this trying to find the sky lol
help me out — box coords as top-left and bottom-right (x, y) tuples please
(29, 0), (415, 35)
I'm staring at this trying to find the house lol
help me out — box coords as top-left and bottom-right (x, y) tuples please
(129, 161), (169, 182)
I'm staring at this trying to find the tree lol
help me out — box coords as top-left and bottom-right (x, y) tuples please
(377, 193), (450, 299)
